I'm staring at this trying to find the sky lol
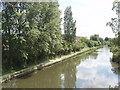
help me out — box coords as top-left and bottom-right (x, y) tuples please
(58, 0), (117, 39)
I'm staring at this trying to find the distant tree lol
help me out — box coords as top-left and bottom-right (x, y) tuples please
(104, 37), (109, 41)
(90, 34), (103, 45)
(64, 6), (76, 43)
(80, 37), (95, 47)
(90, 34), (99, 41)
(99, 37), (104, 45)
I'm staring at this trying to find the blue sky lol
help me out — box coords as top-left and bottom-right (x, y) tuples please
(58, 0), (117, 39)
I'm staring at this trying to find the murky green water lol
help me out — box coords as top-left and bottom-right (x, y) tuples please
(2, 46), (119, 88)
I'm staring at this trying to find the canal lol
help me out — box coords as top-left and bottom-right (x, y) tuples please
(2, 46), (119, 88)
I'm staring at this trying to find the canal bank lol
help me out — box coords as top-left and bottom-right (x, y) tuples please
(2, 46), (119, 88)
(1, 46), (100, 84)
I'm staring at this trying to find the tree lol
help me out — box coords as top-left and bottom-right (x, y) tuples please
(104, 37), (109, 41)
(106, 0), (120, 78)
(90, 34), (99, 41)
(2, 2), (63, 71)
(106, 1), (120, 37)
(2, 2), (29, 69)
(64, 6), (76, 43)
(90, 34), (103, 45)
(99, 37), (104, 45)
(80, 37), (94, 47)
(106, 0), (120, 46)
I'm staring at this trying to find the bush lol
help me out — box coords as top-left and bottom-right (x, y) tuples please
(110, 46), (120, 64)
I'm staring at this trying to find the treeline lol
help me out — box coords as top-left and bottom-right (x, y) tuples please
(106, 1), (120, 74)
(2, 2), (63, 72)
(2, 2), (103, 73)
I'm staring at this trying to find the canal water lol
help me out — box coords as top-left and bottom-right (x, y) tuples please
(2, 46), (119, 88)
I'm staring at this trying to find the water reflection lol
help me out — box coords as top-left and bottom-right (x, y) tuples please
(76, 47), (118, 88)
(111, 61), (120, 74)
(110, 60), (120, 87)
(3, 46), (119, 88)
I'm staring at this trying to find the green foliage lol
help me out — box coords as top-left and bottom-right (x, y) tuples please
(99, 38), (104, 45)
(106, 1), (120, 46)
(104, 37), (109, 41)
(93, 41), (99, 46)
(106, 0), (120, 74)
(72, 41), (84, 52)
(79, 37), (100, 47)
(90, 34), (104, 45)
(64, 6), (76, 43)
(2, 2), (63, 71)
(2, 2), (100, 74)
(111, 46), (120, 65)
(90, 34), (99, 41)
(106, 1), (120, 36)
(110, 46), (120, 53)
(105, 38), (116, 46)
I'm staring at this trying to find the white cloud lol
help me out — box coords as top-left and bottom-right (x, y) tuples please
(76, 65), (118, 88)
(74, 47), (118, 87)
(76, 48), (113, 68)
(59, 0), (116, 38)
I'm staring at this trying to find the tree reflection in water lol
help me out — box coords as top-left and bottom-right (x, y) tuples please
(3, 48), (118, 88)
(3, 52), (92, 88)
(110, 60), (120, 87)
